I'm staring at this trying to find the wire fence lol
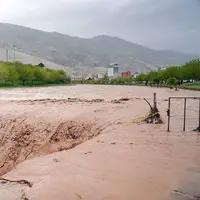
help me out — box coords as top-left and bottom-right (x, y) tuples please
(168, 97), (200, 132)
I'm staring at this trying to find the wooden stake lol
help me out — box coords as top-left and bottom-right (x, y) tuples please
(145, 93), (163, 124)
(153, 93), (157, 109)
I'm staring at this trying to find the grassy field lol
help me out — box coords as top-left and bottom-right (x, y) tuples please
(182, 83), (200, 89)
(0, 81), (73, 88)
(1, 80), (200, 91)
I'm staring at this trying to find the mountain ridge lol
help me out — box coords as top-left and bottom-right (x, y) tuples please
(0, 22), (199, 73)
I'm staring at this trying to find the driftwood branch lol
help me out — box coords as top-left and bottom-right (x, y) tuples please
(0, 162), (6, 169)
(173, 189), (200, 200)
(144, 98), (153, 109)
(0, 178), (32, 188)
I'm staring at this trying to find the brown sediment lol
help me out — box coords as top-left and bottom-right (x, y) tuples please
(12, 98), (105, 105)
(0, 85), (200, 200)
(0, 118), (105, 175)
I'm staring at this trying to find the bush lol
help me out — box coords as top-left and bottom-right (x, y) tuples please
(167, 77), (177, 89)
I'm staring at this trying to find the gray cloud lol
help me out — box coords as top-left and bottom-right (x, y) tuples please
(0, 0), (200, 54)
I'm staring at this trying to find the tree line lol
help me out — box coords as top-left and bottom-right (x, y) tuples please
(73, 59), (200, 88)
(72, 74), (134, 85)
(0, 61), (71, 86)
(135, 59), (200, 87)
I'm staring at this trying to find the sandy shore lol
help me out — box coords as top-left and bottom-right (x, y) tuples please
(0, 85), (200, 200)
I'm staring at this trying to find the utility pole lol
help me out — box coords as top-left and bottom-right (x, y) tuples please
(13, 45), (16, 67)
(6, 48), (8, 62)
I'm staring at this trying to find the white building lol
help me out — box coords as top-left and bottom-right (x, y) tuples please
(108, 63), (120, 78)
(96, 74), (104, 79)
(157, 67), (167, 71)
(133, 72), (140, 78)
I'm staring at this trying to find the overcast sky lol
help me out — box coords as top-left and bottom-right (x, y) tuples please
(0, 0), (200, 54)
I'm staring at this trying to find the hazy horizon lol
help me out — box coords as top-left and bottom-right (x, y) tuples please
(0, 0), (200, 54)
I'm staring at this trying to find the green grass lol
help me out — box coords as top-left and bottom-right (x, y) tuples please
(0, 81), (73, 88)
(182, 83), (200, 89)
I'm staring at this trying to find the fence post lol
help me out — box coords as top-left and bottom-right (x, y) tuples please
(167, 98), (171, 132)
(198, 99), (200, 131)
(193, 98), (200, 132)
(183, 98), (187, 132)
(153, 93), (157, 109)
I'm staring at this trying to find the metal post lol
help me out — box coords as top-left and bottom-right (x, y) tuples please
(194, 98), (200, 132)
(6, 48), (8, 62)
(153, 93), (157, 109)
(198, 99), (200, 130)
(13, 45), (16, 67)
(183, 98), (187, 132)
(167, 98), (171, 132)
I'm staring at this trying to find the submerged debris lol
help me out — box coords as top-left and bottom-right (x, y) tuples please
(173, 189), (200, 200)
(0, 178), (32, 188)
(144, 93), (163, 124)
(111, 97), (131, 104)
(14, 98), (105, 105)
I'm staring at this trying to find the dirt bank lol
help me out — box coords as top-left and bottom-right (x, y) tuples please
(0, 117), (102, 175)
(0, 85), (200, 200)
(0, 97), (132, 175)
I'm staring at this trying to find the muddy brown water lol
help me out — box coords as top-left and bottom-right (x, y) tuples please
(0, 85), (200, 200)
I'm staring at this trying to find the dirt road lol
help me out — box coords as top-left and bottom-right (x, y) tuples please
(0, 85), (200, 200)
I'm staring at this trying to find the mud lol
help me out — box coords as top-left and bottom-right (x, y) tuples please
(0, 117), (104, 175)
(12, 98), (105, 104)
(0, 85), (200, 200)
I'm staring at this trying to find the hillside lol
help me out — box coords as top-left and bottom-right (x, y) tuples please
(0, 23), (199, 73)
(0, 48), (69, 71)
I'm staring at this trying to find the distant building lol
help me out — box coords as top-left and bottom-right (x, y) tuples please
(85, 74), (94, 80)
(157, 67), (166, 71)
(108, 63), (120, 78)
(70, 74), (85, 80)
(85, 74), (104, 80)
(121, 71), (131, 79)
(133, 72), (140, 78)
(97, 74), (104, 79)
